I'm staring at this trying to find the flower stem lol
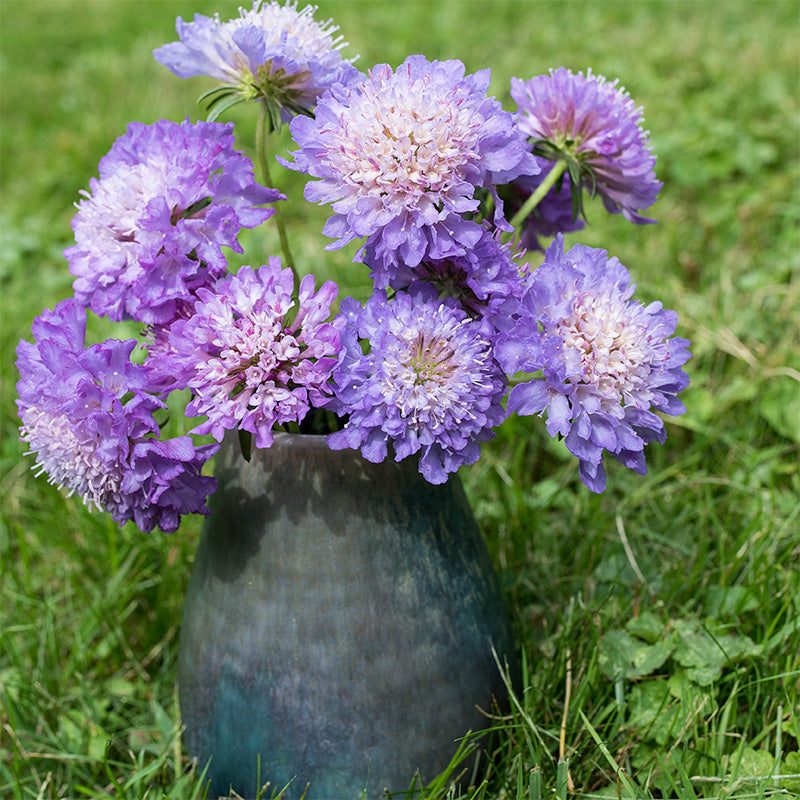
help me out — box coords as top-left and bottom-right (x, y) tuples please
(508, 158), (568, 230)
(256, 101), (297, 281)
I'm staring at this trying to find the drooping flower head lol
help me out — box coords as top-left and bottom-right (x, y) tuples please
(495, 236), (690, 492)
(65, 118), (282, 324)
(503, 158), (586, 252)
(283, 55), (538, 282)
(146, 260), (341, 449)
(385, 227), (525, 331)
(326, 286), (507, 484)
(16, 299), (218, 533)
(511, 67), (662, 223)
(153, 1), (361, 124)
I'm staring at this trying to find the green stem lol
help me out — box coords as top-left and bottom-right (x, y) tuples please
(508, 158), (568, 230)
(256, 102), (297, 281)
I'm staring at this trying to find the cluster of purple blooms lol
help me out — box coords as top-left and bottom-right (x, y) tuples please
(66, 118), (283, 324)
(16, 1), (690, 533)
(16, 299), (217, 533)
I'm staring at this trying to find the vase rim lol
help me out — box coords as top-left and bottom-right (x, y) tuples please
(267, 431), (332, 447)
(218, 429), (435, 481)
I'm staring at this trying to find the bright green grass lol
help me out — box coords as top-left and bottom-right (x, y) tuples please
(1, 1), (799, 798)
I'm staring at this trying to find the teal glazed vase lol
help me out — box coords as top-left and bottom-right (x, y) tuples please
(178, 433), (516, 799)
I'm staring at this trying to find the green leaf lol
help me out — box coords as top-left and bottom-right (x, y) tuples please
(782, 751), (800, 792)
(671, 619), (762, 686)
(736, 746), (774, 777)
(178, 196), (213, 220)
(781, 711), (799, 741)
(151, 699), (176, 743)
(626, 612), (665, 644)
(705, 585), (759, 617)
(627, 679), (680, 746)
(103, 677), (137, 698)
(598, 629), (674, 680)
(578, 710), (640, 798)
(758, 375), (800, 443)
(238, 428), (252, 462)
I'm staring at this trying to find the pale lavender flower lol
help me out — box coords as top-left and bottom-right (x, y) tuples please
(146, 260), (341, 449)
(283, 55), (538, 282)
(326, 286), (507, 484)
(495, 236), (690, 492)
(15, 299), (218, 533)
(153, 1), (360, 123)
(511, 67), (662, 223)
(65, 119), (282, 324)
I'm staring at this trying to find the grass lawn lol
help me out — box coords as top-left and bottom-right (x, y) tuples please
(1, 0), (799, 797)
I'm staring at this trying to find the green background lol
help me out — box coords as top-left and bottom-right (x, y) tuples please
(1, 1), (798, 797)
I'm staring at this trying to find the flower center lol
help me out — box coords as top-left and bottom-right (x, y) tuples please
(196, 313), (301, 404)
(233, 3), (347, 62)
(327, 73), (480, 206)
(558, 291), (651, 405)
(381, 311), (488, 426)
(407, 331), (458, 385)
(91, 162), (169, 242)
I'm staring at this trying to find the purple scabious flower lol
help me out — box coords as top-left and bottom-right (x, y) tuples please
(326, 286), (507, 484)
(146, 260), (341, 449)
(153, 1), (360, 123)
(65, 119), (282, 324)
(495, 236), (690, 493)
(386, 227), (525, 332)
(282, 55), (538, 283)
(511, 67), (662, 223)
(505, 159), (585, 252)
(15, 299), (218, 534)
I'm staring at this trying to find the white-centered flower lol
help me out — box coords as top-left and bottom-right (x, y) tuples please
(154, 1), (360, 123)
(21, 407), (124, 510)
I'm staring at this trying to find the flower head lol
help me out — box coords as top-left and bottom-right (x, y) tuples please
(326, 286), (507, 484)
(146, 260), (341, 449)
(65, 118), (282, 324)
(153, 1), (360, 124)
(16, 299), (218, 533)
(495, 236), (690, 492)
(511, 67), (662, 223)
(283, 55), (538, 280)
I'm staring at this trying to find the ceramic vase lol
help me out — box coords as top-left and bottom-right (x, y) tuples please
(178, 433), (516, 799)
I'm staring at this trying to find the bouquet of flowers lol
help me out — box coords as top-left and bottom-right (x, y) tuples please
(15, 1), (691, 535)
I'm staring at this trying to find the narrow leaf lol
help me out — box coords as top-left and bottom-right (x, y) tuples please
(238, 428), (252, 462)
(206, 93), (247, 122)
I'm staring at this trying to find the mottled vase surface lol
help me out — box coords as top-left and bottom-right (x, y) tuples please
(178, 433), (515, 799)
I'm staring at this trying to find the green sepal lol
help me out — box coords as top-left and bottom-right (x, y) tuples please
(531, 138), (563, 163)
(197, 85), (249, 122)
(171, 196), (213, 225)
(264, 97), (284, 134)
(530, 138), (594, 223)
(582, 164), (599, 199)
(564, 156), (587, 222)
(206, 93), (248, 122)
(197, 85), (237, 106)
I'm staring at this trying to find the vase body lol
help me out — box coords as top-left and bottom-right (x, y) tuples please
(178, 433), (516, 799)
